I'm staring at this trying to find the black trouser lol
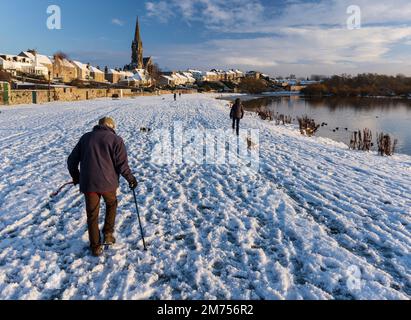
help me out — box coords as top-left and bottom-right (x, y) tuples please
(85, 191), (118, 249)
(232, 118), (240, 136)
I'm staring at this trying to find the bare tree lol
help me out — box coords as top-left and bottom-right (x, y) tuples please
(0, 71), (12, 82)
(53, 51), (69, 61)
(239, 78), (269, 94)
(148, 63), (162, 86)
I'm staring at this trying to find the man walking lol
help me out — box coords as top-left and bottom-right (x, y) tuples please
(68, 117), (137, 257)
(230, 98), (245, 136)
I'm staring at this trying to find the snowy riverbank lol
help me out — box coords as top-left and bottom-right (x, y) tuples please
(0, 94), (410, 300)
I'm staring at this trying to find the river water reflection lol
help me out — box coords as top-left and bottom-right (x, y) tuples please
(243, 96), (411, 156)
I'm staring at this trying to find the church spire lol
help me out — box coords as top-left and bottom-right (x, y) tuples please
(134, 17), (142, 44)
(131, 16), (143, 69)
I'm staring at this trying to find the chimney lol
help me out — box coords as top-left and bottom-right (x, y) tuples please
(28, 49), (38, 66)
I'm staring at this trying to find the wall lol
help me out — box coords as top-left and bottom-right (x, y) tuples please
(2, 88), (196, 106)
(54, 88), (108, 101)
(9, 90), (33, 105)
(4, 88), (134, 105)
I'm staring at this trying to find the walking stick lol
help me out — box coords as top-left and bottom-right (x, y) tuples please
(50, 182), (74, 198)
(132, 188), (147, 251)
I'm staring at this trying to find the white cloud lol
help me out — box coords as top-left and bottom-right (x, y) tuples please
(145, 0), (264, 29)
(222, 57), (277, 67)
(144, 0), (411, 75)
(145, 0), (411, 31)
(111, 18), (125, 26)
(268, 0), (411, 31)
(152, 26), (411, 75)
(146, 1), (175, 23)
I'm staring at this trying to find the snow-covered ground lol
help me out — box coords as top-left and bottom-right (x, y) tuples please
(0, 94), (410, 300)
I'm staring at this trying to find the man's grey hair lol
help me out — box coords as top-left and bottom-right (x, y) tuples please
(99, 117), (116, 129)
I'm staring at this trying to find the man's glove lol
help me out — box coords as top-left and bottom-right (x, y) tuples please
(129, 176), (138, 190)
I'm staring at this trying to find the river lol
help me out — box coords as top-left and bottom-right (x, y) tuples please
(240, 96), (411, 156)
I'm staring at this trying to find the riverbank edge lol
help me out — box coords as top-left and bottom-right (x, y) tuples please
(214, 94), (411, 158)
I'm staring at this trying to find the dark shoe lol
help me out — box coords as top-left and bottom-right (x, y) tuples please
(91, 245), (103, 257)
(104, 234), (116, 246)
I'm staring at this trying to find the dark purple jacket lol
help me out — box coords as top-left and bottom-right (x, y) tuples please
(230, 102), (244, 119)
(68, 125), (134, 193)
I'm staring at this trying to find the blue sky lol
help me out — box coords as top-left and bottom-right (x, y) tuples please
(1, 0), (411, 76)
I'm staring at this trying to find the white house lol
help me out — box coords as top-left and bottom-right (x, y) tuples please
(118, 69), (152, 87)
(0, 54), (48, 77)
(225, 70), (237, 81)
(173, 73), (188, 85)
(0, 54), (30, 74)
(160, 72), (195, 87)
(19, 51), (53, 75)
(204, 71), (218, 82)
(118, 71), (134, 81)
(233, 69), (244, 80)
(133, 69), (152, 87)
(176, 73), (195, 86)
(159, 75), (176, 87)
(188, 70), (207, 81)
(210, 69), (226, 81)
(182, 72), (196, 85)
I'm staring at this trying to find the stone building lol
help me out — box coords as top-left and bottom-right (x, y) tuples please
(246, 71), (262, 79)
(159, 75), (176, 87)
(105, 69), (121, 84)
(89, 66), (105, 83)
(159, 72), (195, 87)
(53, 56), (77, 83)
(72, 61), (90, 81)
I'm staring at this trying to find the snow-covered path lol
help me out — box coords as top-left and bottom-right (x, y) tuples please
(0, 94), (410, 300)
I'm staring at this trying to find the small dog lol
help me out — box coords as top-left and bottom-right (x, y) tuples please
(247, 137), (258, 150)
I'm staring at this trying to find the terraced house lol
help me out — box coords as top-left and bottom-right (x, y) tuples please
(71, 61), (90, 81)
(0, 54), (48, 78)
(52, 55), (77, 83)
(89, 66), (105, 83)
(19, 50), (53, 76)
